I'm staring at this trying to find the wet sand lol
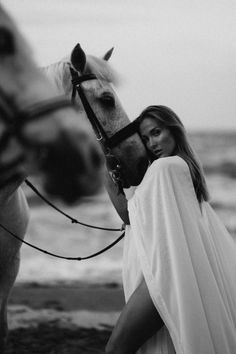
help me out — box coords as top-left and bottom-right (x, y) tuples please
(6, 282), (125, 354)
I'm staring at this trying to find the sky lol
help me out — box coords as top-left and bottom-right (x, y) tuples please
(2, 0), (236, 131)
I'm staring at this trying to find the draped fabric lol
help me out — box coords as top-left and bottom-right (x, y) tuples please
(123, 156), (236, 354)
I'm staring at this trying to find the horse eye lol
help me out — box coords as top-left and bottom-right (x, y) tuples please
(153, 128), (161, 136)
(100, 93), (115, 107)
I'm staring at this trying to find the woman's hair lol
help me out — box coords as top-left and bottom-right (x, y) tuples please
(136, 105), (209, 203)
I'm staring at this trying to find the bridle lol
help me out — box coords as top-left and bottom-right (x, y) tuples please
(70, 67), (137, 152)
(0, 84), (72, 176)
(70, 67), (137, 193)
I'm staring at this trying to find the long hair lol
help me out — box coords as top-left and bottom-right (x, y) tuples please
(136, 105), (209, 203)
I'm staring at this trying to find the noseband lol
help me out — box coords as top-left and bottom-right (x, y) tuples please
(0, 85), (72, 153)
(70, 67), (137, 192)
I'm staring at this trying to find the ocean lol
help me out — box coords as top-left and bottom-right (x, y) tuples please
(17, 131), (236, 285)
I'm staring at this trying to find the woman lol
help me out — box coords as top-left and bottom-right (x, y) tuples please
(105, 105), (236, 354)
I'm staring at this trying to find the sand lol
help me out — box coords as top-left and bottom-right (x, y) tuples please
(6, 282), (125, 354)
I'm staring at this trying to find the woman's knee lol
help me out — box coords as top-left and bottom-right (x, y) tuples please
(105, 340), (115, 354)
(105, 338), (133, 354)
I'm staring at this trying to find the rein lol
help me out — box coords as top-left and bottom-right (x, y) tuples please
(0, 177), (126, 260)
(24, 179), (123, 232)
(0, 221), (125, 261)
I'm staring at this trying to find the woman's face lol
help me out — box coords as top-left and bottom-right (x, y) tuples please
(139, 117), (176, 159)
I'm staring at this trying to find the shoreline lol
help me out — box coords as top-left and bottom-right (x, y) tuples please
(6, 282), (124, 353)
(10, 281), (125, 313)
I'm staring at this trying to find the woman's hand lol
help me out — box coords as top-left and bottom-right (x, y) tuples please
(104, 169), (130, 225)
(105, 278), (164, 354)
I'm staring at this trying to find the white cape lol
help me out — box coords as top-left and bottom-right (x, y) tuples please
(123, 156), (236, 354)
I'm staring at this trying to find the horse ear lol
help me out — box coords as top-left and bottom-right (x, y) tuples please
(70, 43), (86, 73)
(0, 26), (15, 55)
(103, 47), (114, 61)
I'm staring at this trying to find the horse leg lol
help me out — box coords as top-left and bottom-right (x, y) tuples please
(0, 252), (20, 352)
(0, 296), (8, 352)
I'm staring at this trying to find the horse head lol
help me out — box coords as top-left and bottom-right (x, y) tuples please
(0, 5), (103, 203)
(65, 43), (149, 190)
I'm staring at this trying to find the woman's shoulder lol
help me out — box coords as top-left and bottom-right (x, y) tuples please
(141, 156), (189, 185)
(150, 156), (188, 174)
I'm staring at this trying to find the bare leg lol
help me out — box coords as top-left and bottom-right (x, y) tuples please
(105, 278), (164, 354)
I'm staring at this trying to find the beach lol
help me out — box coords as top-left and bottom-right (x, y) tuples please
(5, 185), (125, 354)
(4, 132), (236, 353)
(7, 282), (124, 354)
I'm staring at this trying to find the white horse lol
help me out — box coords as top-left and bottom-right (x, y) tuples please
(42, 43), (149, 194)
(0, 6), (149, 351)
(41, 43), (150, 223)
(0, 6), (104, 352)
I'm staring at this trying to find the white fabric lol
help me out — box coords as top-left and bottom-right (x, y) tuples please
(123, 156), (236, 354)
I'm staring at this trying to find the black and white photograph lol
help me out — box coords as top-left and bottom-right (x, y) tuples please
(0, 0), (236, 353)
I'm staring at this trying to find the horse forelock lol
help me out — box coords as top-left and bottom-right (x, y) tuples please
(42, 58), (71, 95)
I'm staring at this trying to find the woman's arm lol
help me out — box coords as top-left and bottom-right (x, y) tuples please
(104, 169), (130, 225)
(105, 277), (164, 354)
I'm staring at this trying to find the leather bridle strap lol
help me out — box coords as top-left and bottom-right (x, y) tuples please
(0, 84), (73, 148)
(107, 120), (137, 149)
(70, 68), (110, 152)
(70, 67), (138, 151)
(16, 97), (73, 143)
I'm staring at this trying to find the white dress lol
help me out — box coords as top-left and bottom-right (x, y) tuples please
(123, 156), (236, 354)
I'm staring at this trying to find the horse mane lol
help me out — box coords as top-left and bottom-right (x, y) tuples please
(41, 52), (119, 96)
(42, 60), (70, 94)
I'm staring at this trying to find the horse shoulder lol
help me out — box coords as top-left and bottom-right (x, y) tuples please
(0, 186), (30, 237)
